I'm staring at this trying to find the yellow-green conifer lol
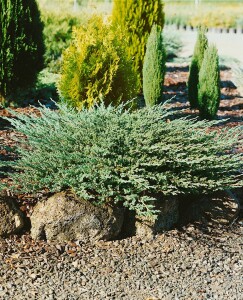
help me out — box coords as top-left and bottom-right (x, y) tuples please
(112, 0), (164, 90)
(58, 16), (138, 109)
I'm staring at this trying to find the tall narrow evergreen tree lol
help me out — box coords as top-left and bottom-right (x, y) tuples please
(198, 44), (220, 120)
(143, 24), (166, 107)
(0, 0), (45, 103)
(187, 27), (208, 109)
(112, 0), (164, 90)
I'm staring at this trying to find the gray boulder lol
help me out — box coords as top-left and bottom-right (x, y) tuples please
(180, 190), (240, 226)
(135, 197), (179, 237)
(0, 196), (24, 237)
(122, 196), (179, 238)
(30, 191), (124, 243)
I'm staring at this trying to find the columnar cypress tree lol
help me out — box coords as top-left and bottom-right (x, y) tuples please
(187, 27), (208, 109)
(0, 0), (45, 103)
(143, 24), (166, 107)
(112, 0), (164, 90)
(198, 44), (220, 120)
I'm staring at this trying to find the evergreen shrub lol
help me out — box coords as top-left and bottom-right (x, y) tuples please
(187, 27), (208, 109)
(58, 16), (138, 109)
(143, 24), (166, 107)
(0, 0), (45, 103)
(42, 12), (84, 66)
(163, 28), (183, 59)
(2, 103), (242, 218)
(112, 0), (165, 89)
(198, 44), (221, 120)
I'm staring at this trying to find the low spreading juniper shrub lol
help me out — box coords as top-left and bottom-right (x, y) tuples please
(2, 103), (242, 217)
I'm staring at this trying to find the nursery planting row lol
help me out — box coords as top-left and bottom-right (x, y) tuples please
(38, 0), (243, 30)
(165, 2), (243, 30)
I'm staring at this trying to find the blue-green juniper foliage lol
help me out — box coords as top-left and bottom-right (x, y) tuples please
(0, 103), (242, 217)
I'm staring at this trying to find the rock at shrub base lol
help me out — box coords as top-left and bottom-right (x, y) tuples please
(135, 197), (179, 237)
(0, 196), (24, 237)
(30, 191), (124, 243)
(180, 190), (240, 226)
(121, 197), (179, 238)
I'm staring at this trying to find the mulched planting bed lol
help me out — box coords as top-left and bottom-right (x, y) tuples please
(0, 63), (242, 300)
(164, 63), (243, 126)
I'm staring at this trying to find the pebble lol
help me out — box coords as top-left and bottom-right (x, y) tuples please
(0, 225), (242, 299)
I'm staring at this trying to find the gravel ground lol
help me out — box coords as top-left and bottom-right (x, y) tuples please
(0, 223), (242, 300)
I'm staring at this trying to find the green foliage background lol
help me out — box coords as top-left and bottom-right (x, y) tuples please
(0, 0), (45, 103)
(41, 12), (85, 67)
(163, 28), (183, 59)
